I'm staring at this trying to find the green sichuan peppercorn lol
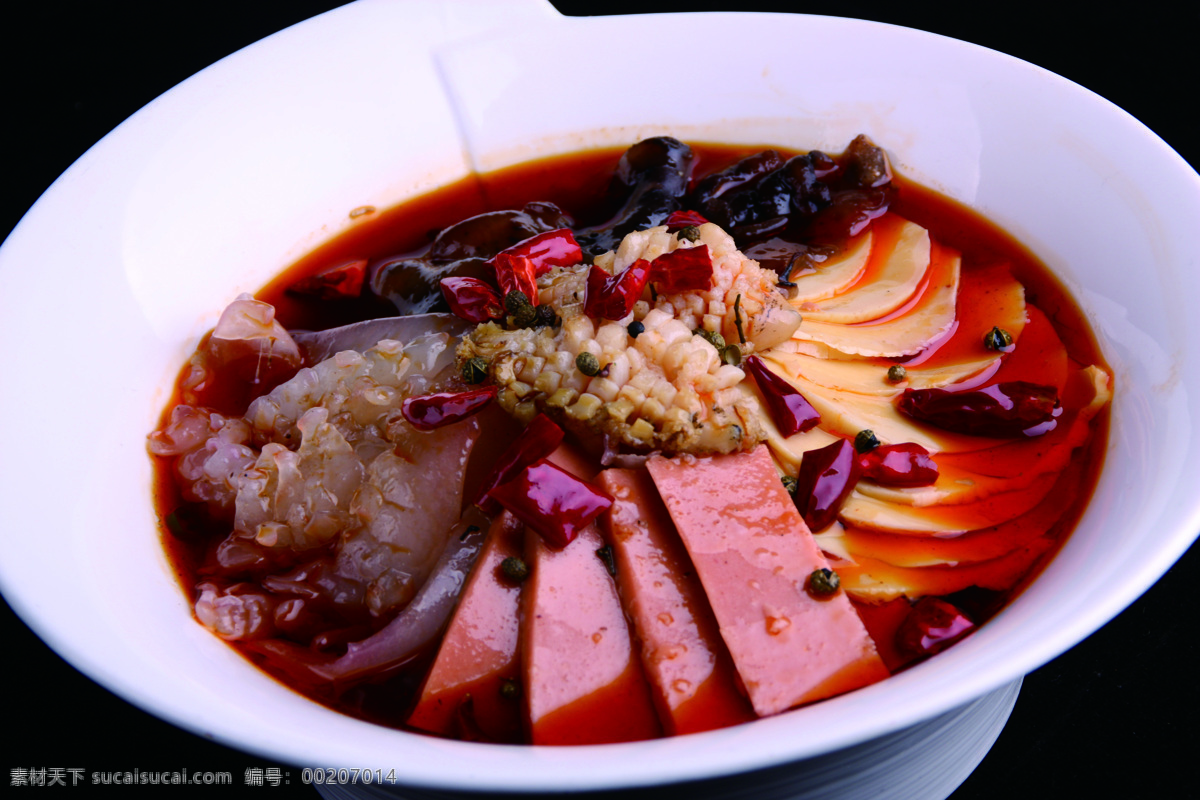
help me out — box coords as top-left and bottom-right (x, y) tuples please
(696, 328), (726, 350)
(462, 357), (489, 384)
(887, 365), (907, 383)
(806, 567), (840, 597)
(535, 305), (560, 328)
(676, 225), (701, 243)
(500, 556), (529, 583)
(854, 429), (881, 453)
(505, 290), (537, 327)
(576, 351), (601, 376)
(983, 326), (1014, 351)
(504, 289), (532, 315)
(720, 344), (742, 366)
(781, 475), (798, 496)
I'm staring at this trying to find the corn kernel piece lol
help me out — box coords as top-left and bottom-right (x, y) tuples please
(563, 316), (596, 353)
(675, 387), (704, 416)
(628, 418), (655, 442)
(713, 364), (746, 390)
(618, 384), (647, 409)
(498, 388), (521, 413)
(607, 397), (636, 423)
(589, 377), (620, 403)
(604, 352), (631, 387)
(629, 367), (657, 394)
(595, 322), (628, 352)
(534, 371), (562, 395)
(568, 393), (603, 420)
(658, 319), (693, 348)
(547, 388), (578, 408)
(661, 340), (694, 376)
(664, 406), (691, 429)
(513, 401), (538, 425)
(650, 381), (677, 408)
(640, 397), (666, 422)
(550, 350), (574, 373)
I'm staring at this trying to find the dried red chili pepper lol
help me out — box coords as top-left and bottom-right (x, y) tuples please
(439, 276), (504, 323)
(895, 597), (975, 658)
(474, 413), (565, 513)
(793, 438), (861, 532)
(494, 228), (583, 276)
(897, 381), (1061, 438)
(584, 259), (652, 320)
(492, 253), (539, 302)
(649, 245), (714, 293)
(858, 442), (939, 487)
(488, 459), (614, 549)
(401, 386), (498, 431)
(664, 209), (709, 230)
(288, 259), (366, 299)
(743, 355), (821, 436)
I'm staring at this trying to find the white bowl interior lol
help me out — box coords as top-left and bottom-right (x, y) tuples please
(1, 1), (1197, 792)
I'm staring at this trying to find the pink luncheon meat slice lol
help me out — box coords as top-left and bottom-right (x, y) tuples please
(518, 444), (662, 745)
(598, 467), (755, 735)
(407, 512), (524, 742)
(521, 523), (662, 744)
(646, 445), (888, 717)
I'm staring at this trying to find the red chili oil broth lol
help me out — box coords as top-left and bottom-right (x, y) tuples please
(155, 141), (1111, 738)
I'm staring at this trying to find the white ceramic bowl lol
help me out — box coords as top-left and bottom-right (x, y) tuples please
(2, 1), (1198, 796)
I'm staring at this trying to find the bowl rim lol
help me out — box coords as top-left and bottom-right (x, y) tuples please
(2, 1), (1199, 792)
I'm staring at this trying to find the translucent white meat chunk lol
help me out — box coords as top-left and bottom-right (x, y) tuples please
(225, 331), (476, 617)
(234, 407), (365, 550)
(337, 420), (479, 615)
(244, 334), (456, 451)
(149, 308), (484, 635)
(207, 293), (303, 381)
(194, 582), (275, 641)
(149, 405), (255, 518)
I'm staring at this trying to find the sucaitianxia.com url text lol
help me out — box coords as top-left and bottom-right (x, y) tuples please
(11, 768), (237, 787)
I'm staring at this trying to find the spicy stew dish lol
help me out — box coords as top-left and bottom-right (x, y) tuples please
(148, 137), (1111, 744)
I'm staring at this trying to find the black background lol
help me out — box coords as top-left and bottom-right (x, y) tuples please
(2, 3), (1196, 797)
